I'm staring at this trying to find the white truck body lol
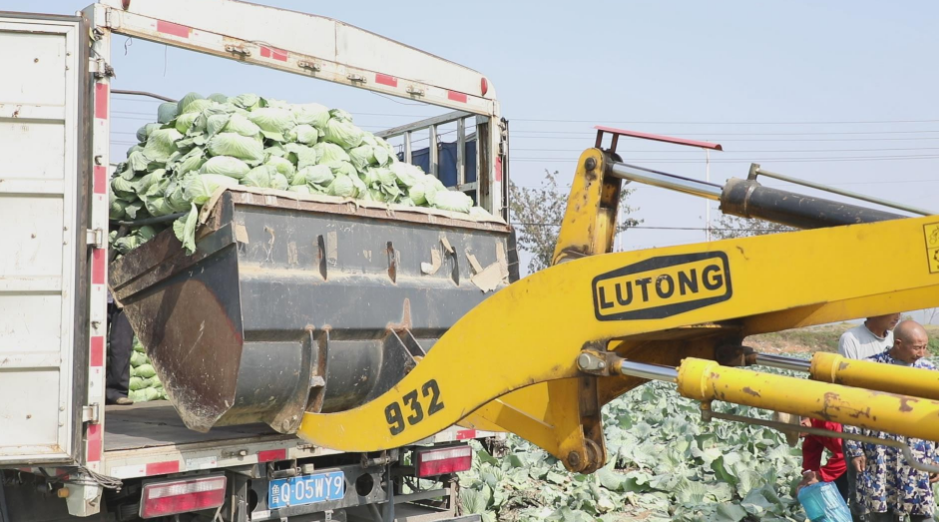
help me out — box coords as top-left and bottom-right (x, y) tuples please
(0, 13), (85, 465)
(0, 2), (508, 520)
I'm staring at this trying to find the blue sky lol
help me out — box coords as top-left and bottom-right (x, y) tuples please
(12, 1), (939, 303)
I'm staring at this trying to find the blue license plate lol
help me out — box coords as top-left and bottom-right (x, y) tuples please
(269, 471), (345, 509)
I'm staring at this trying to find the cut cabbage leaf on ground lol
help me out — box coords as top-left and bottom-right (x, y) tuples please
(108, 92), (493, 257)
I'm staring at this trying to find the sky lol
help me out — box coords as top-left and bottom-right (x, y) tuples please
(10, 0), (939, 321)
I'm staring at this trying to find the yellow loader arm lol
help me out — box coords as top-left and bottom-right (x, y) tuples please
(300, 136), (939, 473)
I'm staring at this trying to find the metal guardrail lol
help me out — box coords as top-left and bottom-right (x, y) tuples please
(376, 111), (481, 194)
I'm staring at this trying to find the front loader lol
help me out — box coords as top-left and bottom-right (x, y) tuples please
(296, 127), (939, 474)
(113, 126), (939, 477)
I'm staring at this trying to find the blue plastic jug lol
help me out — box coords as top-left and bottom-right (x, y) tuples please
(797, 481), (852, 522)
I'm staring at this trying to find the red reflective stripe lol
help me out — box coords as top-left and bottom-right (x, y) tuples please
(260, 46), (288, 62)
(456, 429), (477, 440)
(94, 83), (108, 120)
(92, 248), (105, 285)
(93, 165), (107, 195)
(156, 20), (191, 39)
(90, 336), (104, 367)
(146, 461), (180, 476)
(447, 91), (468, 103)
(86, 423), (102, 462)
(257, 449), (286, 462)
(495, 157), (503, 183)
(375, 74), (397, 87)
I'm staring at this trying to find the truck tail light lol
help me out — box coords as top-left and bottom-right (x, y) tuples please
(140, 475), (227, 518)
(415, 445), (472, 477)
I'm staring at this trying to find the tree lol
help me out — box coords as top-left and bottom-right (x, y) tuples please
(510, 169), (640, 274)
(710, 213), (796, 240)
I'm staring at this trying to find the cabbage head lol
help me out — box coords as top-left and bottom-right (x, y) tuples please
(248, 108), (296, 140)
(329, 109), (353, 122)
(230, 93), (260, 110)
(287, 124), (318, 144)
(429, 188), (473, 213)
(390, 162), (423, 188)
(313, 142), (350, 164)
(241, 166), (276, 188)
(201, 156), (250, 179)
(224, 113), (261, 138)
(327, 175), (356, 198)
(326, 161), (358, 179)
(324, 118), (364, 149)
(177, 92), (204, 114)
(143, 128), (184, 163)
(184, 174), (239, 205)
(349, 145), (375, 171)
(136, 123), (163, 143)
(174, 113), (199, 134)
(208, 133), (264, 164)
(295, 165), (334, 186)
(292, 103), (330, 130)
(288, 185), (312, 195)
(265, 156), (296, 178)
(206, 114), (231, 136)
(157, 102), (178, 124)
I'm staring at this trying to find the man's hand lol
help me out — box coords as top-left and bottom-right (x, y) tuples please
(930, 473), (939, 484)
(852, 456), (866, 473)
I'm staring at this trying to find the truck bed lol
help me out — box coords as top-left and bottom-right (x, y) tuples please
(104, 401), (282, 452)
(99, 400), (496, 482)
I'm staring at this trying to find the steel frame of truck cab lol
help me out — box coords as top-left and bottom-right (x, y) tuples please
(0, 0), (507, 520)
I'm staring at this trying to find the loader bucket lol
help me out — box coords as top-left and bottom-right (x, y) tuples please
(109, 188), (515, 434)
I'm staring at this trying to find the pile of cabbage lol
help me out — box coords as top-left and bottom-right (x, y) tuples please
(129, 337), (167, 402)
(110, 92), (480, 255)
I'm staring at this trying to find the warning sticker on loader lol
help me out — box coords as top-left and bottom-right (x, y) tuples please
(924, 223), (939, 274)
(592, 252), (732, 321)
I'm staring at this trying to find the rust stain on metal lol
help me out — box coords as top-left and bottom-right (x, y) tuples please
(899, 396), (918, 413)
(387, 298), (412, 330)
(838, 361), (850, 371)
(742, 387), (761, 397)
(847, 407), (872, 420)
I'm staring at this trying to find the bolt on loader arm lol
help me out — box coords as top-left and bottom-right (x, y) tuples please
(298, 140), (939, 474)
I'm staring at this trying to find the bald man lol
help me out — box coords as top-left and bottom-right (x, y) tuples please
(844, 321), (937, 522)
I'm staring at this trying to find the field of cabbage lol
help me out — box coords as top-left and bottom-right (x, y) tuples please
(456, 380), (808, 522)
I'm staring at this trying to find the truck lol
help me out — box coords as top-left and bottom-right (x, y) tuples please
(0, 1), (512, 520)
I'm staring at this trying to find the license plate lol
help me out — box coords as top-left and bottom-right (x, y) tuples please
(268, 471), (345, 509)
